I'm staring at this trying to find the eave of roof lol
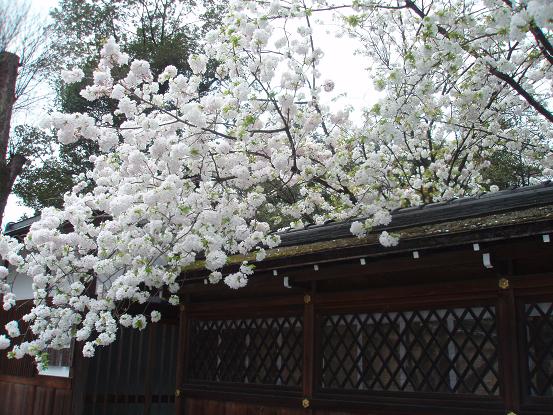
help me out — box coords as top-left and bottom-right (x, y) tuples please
(182, 201), (553, 274)
(278, 181), (553, 247)
(3, 215), (40, 236)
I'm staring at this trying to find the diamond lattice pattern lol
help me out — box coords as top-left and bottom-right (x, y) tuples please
(321, 306), (499, 395)
(187, 315), (303, 387)
(525, 302), (553, 397)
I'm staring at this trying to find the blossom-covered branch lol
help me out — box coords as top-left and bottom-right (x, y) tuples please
(0, 0), (551, 365)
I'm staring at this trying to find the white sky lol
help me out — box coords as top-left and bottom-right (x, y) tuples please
(3, 0), (374, 228)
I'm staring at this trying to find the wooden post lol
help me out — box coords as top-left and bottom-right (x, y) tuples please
(302, 283), (315, 412)
(497, 260), (521, 414)
(175, 301), (188, 415)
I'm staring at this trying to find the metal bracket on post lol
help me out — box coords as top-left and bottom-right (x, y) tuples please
(284, 276), (291, 288)
(360, 258), (366, 265)
(313, 264), (319, 271)
(482, 253), (493, 269)
(473, 243), (480, 251)
(412, 251), (419, 259)
(543, 234), (550, 243)
(273, 269), (278, 276)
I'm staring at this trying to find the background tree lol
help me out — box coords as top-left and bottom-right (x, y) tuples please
(0, 52), (22, 226)
(13, 0), (226, 213)
(0, 0), (53, 226)
(0, 0), (54, 111)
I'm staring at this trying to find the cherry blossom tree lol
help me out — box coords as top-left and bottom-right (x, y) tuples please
(1, 0), (551, 365)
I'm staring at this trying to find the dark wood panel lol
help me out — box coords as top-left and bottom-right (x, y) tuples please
(32, 386), (54, 415)
(52, 388), (72, 415)
(0, 378), (71, 415)
(79, 320), (177, 415)
(0, 377), (72, 415)
(0, 374), (71, 389)
(0, 381), (34, 415)
(184, 397), (306, 415)
(0, 301), (36, 378)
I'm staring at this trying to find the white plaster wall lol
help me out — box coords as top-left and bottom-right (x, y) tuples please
(7, 266), (34, 300)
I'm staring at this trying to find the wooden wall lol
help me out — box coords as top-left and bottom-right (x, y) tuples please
(73, 317), (177, 415)
(177, 234), (553, 415)
(0, 300), (72, 415)
(0, 375), (72, 415)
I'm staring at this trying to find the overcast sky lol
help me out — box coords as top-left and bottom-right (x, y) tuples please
(3, 0), (374, 228)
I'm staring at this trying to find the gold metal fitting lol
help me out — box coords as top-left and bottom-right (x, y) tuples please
(498, 278), (510, 290)
(302, 398), (310, 408)
(175, 389), (181, 397)
(304, 294), (311, 304)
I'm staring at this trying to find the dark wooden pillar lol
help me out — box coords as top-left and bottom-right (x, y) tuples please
(497, 270), (521, 413)
(302, 283), (315, 412)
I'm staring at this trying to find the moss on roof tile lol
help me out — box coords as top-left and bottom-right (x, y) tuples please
(181, 205), (553, 273)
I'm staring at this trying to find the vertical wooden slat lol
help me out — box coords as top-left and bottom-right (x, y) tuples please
(167, 323), (177, 389)
(102, 336), (114, 415)
(126, 328), (134, 403)
(116, 325), (125, 383)
(155, 323), (168, 408)
(144, 323), (156, 415)
(91, 338), (103, 415)
(28, 383), (36, 415)
(71, 343), (88, 415)
(136, 330), (144, 382)
(113, 325), (124, 411)
(175, 302), (189, 415)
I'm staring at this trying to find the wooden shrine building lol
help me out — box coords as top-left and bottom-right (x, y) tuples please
(2, 182), (553, 415)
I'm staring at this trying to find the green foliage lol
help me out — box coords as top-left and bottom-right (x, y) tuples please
(11, 126), (93, 213)
(9, 125), (55, 161)
(482, 150), (543, 190)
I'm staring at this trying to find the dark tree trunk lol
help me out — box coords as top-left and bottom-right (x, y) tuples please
(0, 52), (25, 228)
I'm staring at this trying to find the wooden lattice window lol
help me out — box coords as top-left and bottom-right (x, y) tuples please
(525, 302), (553, 397)
(321, 305), (499, 395)
(187, 315), (303, 387)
